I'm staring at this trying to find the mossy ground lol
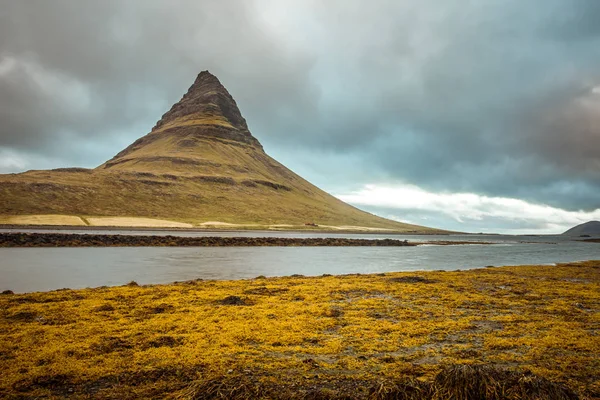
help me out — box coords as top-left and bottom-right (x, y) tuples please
(0, 261), (598, 399)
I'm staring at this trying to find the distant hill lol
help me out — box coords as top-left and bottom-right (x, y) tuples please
(0, 71), (444, 233)
(563, 221), (600, 236)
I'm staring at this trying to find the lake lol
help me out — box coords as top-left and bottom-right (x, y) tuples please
(0, 229), (597, 293)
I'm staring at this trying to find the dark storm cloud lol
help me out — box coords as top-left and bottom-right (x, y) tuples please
(0, 0), (599, 215)
(268, 0), (600, 210)
(0, 0), (317, 161)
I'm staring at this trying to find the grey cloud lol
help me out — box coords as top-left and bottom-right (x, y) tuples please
(270, 0), (600, 210)
(0, 0), (599, 217)
(361, 205), (569, 235)
(0, 0), (317, 160)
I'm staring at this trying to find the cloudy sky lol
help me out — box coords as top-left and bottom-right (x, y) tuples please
(1, 0), (599, 234)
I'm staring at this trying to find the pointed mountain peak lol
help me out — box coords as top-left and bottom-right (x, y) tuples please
(184, 70), (227, 98)
(152, 70), (251, 135)
(192, 70), (221, 85)
(99, 71), (262, 171)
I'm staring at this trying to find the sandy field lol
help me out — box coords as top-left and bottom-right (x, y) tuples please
(0, 215), (422, 233)
(318, 224), (396, 232)
(0, 215), (87, 226)
(86, 217), (194, 228)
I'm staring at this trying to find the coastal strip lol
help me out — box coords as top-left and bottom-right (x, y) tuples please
(0, 233), (491, 247)
(0, 261), (598, 399)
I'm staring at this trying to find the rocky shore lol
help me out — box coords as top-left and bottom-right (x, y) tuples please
(0, 233), (487, 247)
(582, 238), (600, 243)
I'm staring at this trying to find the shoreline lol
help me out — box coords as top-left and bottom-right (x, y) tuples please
(0, 223), (455, 235)
(4, 260), (597, 296)
(0, 232), (493, 248)
(582, 238), (600, 243)
(1, 261), (598, 399)
(2, 260), (595, 296)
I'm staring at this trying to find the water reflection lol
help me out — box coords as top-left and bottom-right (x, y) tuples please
(1, 238), (598, 293)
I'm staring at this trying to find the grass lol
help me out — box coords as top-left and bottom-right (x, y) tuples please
(0, 261), (598, 399)
(0, 155), (442, 232)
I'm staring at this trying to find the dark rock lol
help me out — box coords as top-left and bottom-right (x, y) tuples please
(191, 175), (236, 185)
(243, 286), (289, 296)
(149, 303), (174, 314)
(252, 179), (292, 191)
(241, 180), (258, 187)
(8, 311), (38, 322)
(0, 233), (422, 248)
(219, 296), (248, 306)
(93, 304), (115, 312)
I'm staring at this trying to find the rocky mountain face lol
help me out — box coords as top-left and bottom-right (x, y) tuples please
(101, 71), (263, 172)
(156, 71), (251, 132)
(0, 72), (441, 232)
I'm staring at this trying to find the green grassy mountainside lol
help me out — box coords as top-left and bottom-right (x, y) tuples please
(0, 72), (442, 232)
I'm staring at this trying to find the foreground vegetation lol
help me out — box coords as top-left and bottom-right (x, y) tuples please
(1, 262), (598, 399)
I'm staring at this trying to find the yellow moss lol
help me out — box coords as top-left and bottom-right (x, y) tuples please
(0, 261), (598, 398)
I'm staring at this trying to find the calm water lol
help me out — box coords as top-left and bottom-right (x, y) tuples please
(0, 230), (598, 293)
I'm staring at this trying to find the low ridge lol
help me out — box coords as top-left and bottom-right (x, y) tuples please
(0, 71), (443, 232)
(563, 220), (600, 236)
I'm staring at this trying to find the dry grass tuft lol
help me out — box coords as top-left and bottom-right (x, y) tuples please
(219, 295), (251, 306)
(432, 364), (507, 399)
(178, 365), (580, 400)
(369, 378), (431, 400)
(179, 374), (262, 400)
(430, 364), (579, 400)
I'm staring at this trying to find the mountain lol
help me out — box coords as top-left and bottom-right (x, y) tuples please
(563, 221), (600, 236)
(0, 71), (442, 232)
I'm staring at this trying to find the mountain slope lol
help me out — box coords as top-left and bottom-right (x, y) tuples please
(0, 71), (442, 232)
(563, 221), (600, 236)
